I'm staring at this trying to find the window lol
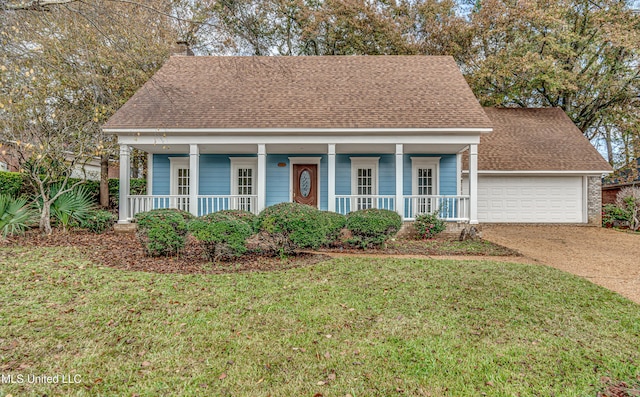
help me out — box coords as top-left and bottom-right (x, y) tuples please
(411, 157), (440, 214)
(169, 157), (190, 212)
(0, 162), (7, 172)
(230, 158), (257, 212)
(350, 157), (379, 210)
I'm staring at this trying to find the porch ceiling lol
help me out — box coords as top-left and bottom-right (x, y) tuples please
(130, 143), (468, 155)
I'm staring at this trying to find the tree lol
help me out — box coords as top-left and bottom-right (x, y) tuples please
(466, 0), (640, 166)
(0, 0), (178, 233)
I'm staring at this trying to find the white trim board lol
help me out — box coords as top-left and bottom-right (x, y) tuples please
(106, 127), (493, 135)
(118, 135), (482, 146)
(288, 157), (322, 205)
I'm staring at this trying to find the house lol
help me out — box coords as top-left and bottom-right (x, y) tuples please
(102, 55), (611, 226)
(602, 158), (639, 204)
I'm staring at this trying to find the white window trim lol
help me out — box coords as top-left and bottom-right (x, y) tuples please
(230, 157), (258, 196)
(288, 157), (322, 203)
(0, 161), (7, 172)
(169, 157), (189, 196)
(350, 157), (380, 195)
(411, 157), (440, 195)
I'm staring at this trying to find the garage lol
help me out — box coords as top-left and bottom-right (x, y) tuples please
(475, 175), (584, 223)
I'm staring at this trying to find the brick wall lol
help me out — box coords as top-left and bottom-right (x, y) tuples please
(588, 176), (602, 225)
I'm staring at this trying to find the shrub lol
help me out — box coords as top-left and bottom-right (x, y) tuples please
(134, 209), (191, 256)
(189, 214), (254, 261)
(256, 202), (328, 255)
(0, 194), (34, 240)
(321, 211), (346, 246)
(414, 212), (446, 239)
(615, 186), (640, 231)
(602, 203), (630, 228)
(0, 171), (23, 198)
(346, 208), (402, 248)
(212, 209), (258, 232)
(49, 184), (95, 231)
(80, 210), (117, 234)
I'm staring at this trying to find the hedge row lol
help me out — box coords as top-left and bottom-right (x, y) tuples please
(134, 204), (409, 260)
(0, 171), (145, 207)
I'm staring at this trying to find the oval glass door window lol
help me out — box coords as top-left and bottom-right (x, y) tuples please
(300, 170), (311, 197)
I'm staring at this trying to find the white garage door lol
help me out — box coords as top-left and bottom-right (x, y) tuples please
(474, 176), (584, 223)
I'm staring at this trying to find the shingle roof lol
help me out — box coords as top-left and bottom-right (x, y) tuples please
(103, 55), (491, 131)
(464, 107), (612, 172)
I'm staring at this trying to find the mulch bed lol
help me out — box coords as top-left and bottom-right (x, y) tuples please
(4, 230), (329, 275)
(3, 230), (519, 275)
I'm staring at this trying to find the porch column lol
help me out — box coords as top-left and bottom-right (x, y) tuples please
(147, 152), (153, 195)
(257, 144), (266, 212)
(469, 144), (479, 224)
(395, 144), (404, 219)
(327, 144), (336, 212)
(118, 144), (131, 223)
(189, 144), (199, 217)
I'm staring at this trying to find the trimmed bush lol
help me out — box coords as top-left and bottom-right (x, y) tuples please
(0, 172), (23, 198)
(322, 211), (346, 246)
(189, 213), (254, 261)
(134, 209), (191, 256)
(211, 209), (258, 232)
(414, 212), (446, 239)
(346, 208), (402, 248)
(256, 202), (328, 254)
(80, 210), (117, 234)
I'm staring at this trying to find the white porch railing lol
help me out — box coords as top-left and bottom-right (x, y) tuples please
(127, 194), (469, 221)
(403, 195), (469, 221)
(128, 195), (190, 218)
(335, 195), (396, 214)
(127, 195), (258, 218)
(198, 195), (259, 215)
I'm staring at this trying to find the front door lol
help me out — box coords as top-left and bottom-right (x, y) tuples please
(293, 164), (318, 207)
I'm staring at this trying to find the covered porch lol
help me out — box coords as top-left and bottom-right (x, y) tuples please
(117, 136), (480, 223)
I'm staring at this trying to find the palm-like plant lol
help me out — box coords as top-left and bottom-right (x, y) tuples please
(0, 194), (35, 240)
(49, 184), (95, 231)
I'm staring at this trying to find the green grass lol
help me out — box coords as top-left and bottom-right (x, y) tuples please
(1, 248), (639, 396)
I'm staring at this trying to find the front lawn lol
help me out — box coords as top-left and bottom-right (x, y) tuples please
(1, 248), (639, 396)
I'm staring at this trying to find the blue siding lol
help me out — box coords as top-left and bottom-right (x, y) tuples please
(152, 152), (459, 212)
(265, 155), (290, 207)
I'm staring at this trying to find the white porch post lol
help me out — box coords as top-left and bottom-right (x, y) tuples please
(257, 144), (267, 212)
(118, 144), (131, 223)
(469, 144), (479, 224)
(395, 144), (404, 219)
(456, 152), (462, 195)
(146, 152), (153, 195)
(189, 144), (199, 217)
(327, 144), (336, 212)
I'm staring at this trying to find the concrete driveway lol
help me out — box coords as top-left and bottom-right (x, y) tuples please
(482, 225), (640, 304)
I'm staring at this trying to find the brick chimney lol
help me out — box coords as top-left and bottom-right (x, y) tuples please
(171, 41), (194, 56)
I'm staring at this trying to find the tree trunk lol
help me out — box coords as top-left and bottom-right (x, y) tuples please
(100, 154), (110, 208)
(39, 201), (52, 235)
